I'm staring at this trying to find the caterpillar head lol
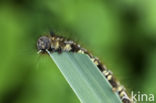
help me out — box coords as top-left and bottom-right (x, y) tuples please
(37, 36), (51, 53)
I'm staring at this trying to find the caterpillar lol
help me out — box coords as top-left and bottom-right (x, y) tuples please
(37, 32), (132, 103)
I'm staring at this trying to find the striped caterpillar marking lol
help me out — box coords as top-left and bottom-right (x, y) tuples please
(37, 33), (132, 103)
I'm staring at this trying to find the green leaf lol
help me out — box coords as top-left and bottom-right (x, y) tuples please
(48, 52), (122, 103)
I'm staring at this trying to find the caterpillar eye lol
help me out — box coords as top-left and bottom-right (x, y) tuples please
(37, 36), (51, 53)
(36, 34), (131, 102)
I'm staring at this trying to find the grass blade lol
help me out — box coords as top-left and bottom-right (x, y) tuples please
(48, 52), (122, 103)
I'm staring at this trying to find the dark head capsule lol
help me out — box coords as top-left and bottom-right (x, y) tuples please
(37, 36), (51, 53)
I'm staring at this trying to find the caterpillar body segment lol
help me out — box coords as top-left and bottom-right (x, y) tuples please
(37, 33), (132, 103)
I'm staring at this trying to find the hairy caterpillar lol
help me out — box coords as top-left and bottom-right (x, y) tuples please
(37, 32), (132, 103)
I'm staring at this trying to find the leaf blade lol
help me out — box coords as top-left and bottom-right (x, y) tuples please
(49, 52), (122, 103)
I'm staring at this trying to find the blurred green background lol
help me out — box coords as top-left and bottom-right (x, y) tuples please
(0, 0), (156, 103)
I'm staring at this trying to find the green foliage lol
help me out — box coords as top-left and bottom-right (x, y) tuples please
(0, 0), (156, 103)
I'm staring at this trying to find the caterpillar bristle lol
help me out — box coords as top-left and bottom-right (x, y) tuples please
(37, 33), (132, 103)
